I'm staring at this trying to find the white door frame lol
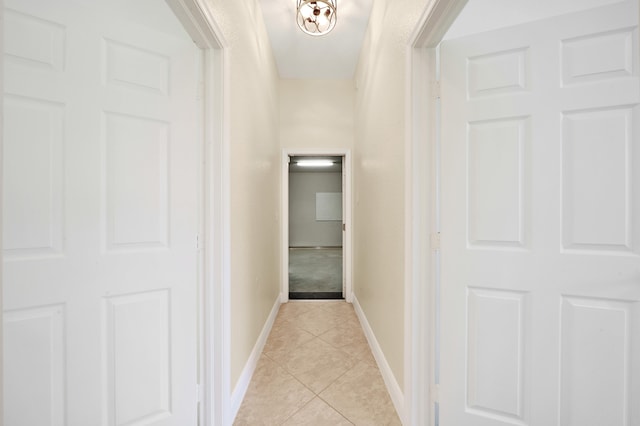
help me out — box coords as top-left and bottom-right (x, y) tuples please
(165, 1), (231, 425)
(405, 1), (467, 425)
(281, 149), (353, 303)
(0, 0), (5, 417)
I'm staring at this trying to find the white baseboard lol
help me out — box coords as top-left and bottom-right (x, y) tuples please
(352, 295), (405, 424)
(230, 296), (281, 422)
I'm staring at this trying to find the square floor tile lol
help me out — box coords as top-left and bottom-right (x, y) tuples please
(282, 397), (353, 425)
(294, 307), (343, 336)
(319, 323), (368, 349)
(277, 302), (320, 322)
(280, 338), (356, 394)
(264, 322), (315, 361)
(234, 355), (314, 425)
(320, 362), (402, 425)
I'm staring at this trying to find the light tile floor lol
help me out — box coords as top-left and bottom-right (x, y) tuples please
(234, 301), (402, 425)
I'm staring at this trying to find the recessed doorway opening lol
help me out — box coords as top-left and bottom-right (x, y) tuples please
(281, 150), (352, 302)
(289, 155), (343, 299)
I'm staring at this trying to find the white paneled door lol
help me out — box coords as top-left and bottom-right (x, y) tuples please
(440, 1), (640, 425)
(3, 0), (201, 425)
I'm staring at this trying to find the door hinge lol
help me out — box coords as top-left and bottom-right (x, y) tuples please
(431, 383), (440, 404)
(196, 384), (202, 402)
(342, 223), (346, 231)
(430, 232), (441, 251)
(432, 81), (441, 99)
(196, 234), (203, 250)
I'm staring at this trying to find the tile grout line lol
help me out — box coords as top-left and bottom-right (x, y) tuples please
(236, 301), (400, 425)
(263, 331), (351, 424)
(267, 307), (363, 422)
(261, 349), (323, 424)
(266, 317), (371, 424)
(314, 359), (365, 422)
(265, 339), (364, 425)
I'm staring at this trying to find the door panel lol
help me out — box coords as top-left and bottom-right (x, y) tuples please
(3, 1), (200, 424)
(440, 2), (640, 425)
(3, 94), (65, 258)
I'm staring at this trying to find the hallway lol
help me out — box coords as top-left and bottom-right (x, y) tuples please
(234, 301), (401, 425)
(4, 1), (639, 425)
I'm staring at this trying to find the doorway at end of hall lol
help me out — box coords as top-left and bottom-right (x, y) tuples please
(288, 155), (344, 300)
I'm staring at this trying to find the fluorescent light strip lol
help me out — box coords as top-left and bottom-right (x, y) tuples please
(296, 160), (334, 167)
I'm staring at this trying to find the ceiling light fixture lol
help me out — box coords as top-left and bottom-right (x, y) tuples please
(296, 159), (334, 167)
(296, 0), (337, 36)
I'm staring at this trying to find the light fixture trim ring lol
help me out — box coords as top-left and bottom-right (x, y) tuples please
(296, 0), (337, 36)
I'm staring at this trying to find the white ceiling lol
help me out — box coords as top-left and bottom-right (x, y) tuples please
(260, 0), (619, 79)
(259, 0), (373, 79)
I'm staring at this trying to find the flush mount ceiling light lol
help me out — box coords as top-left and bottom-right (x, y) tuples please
(296, 159), (334, 167)
(296, 0), (337, 36)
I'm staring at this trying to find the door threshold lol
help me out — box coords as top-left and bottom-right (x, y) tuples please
(289, 292), (343, 300)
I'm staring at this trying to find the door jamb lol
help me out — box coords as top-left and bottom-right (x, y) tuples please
(165, 1), (230, 425)
(0, 0), (5, 417)
(281, 149), (353, 303)
(405, 1), (467, 425)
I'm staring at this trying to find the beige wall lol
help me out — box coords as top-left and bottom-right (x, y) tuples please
(280, 79), (355, 151)
(353, 0), (428, 390)
(204, 0), (281, 389)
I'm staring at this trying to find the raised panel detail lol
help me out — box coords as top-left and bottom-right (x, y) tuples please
(467, 288), (528, 422)
(562, 107), (633, 252)
(104, 113), (169, 251)
(468, 48), (529, 98)
(4, 9), (65, 71)
(104, 290), (171, 425)
(562, 29), (634, 85)
(4, 305), (66, 426)
(3, 95), (65, 259)
(560, 296), (635, 426)
(468, 117), (528, 249)
(104, 39), (170, 95)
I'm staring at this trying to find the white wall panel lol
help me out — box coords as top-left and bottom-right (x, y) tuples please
(104, 290), (171, 425)
(104, 112), (169, 251)
(104, 39), (169, 95)
(468, 48), (529, 98)
(468, 118), (528, 248)
(4, 305), (66, 426)
(562, 106), (633, 252)
(560, 296), (634, 426)
(445, 0), (625, 40)
(4, 9), (65, 71)
(467, 288), (528, 422)
(3, 95), (64, 259)
(562, 29), (634, 86)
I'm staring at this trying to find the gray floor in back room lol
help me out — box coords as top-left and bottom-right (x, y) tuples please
(288, 247), (342, 296)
